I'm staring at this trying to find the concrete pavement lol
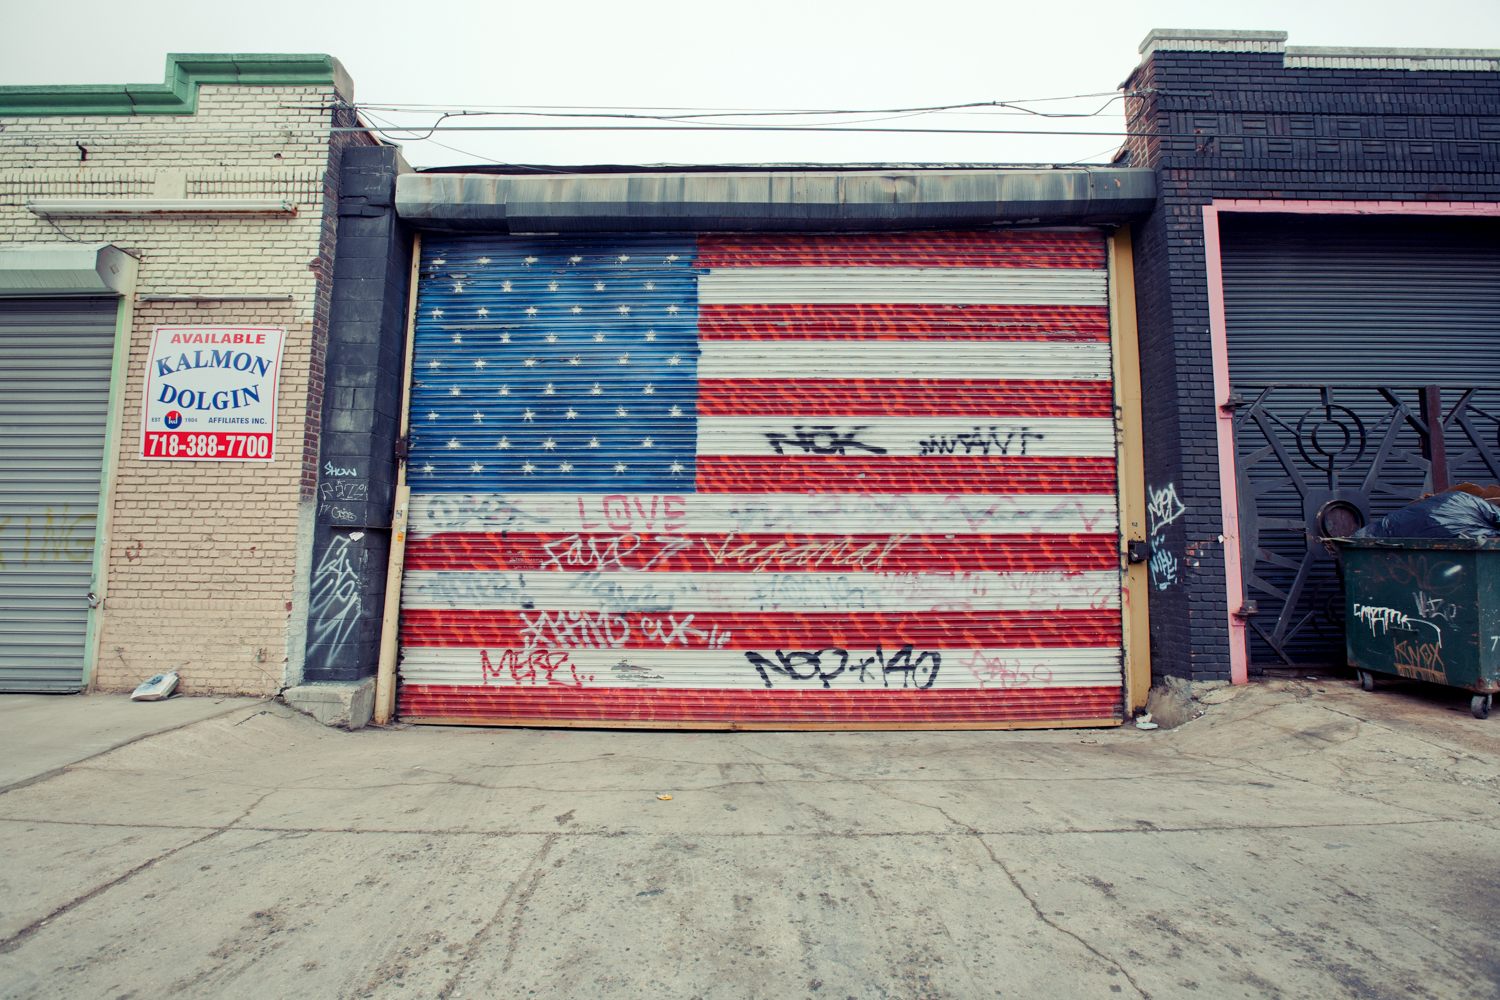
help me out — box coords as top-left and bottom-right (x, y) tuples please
(0, 693), (265, 791)
(1, 678), (1498, 999)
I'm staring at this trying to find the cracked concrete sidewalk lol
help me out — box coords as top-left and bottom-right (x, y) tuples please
(2, 678), (1499, 1000)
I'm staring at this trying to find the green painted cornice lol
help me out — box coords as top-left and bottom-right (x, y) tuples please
(0, 53), (352, 117)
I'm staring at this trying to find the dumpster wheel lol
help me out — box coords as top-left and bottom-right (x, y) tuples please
(1358, 670), (1375, 692)
(1472, 695), (1492, 720)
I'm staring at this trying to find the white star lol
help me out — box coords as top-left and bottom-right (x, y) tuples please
(641, 437), (654, 448)
(523, 357), (537, 367)
(559, 462), (573, 473)
(500, 332), (511, 343)
(618, 255), (630, 263)
(565, 408), (578, 419)
(670, 461), (684, 474)
(473, 358), (487, 369)
(614, 462), (628, 473)
(473, 412), (484, 423)
(569, 355), (581, 365)
(643, 384), (655, 395)
(543, 383), (555, 395)
(669, 405), (683, 417)
(432, 308), (444, 318)
(452, 332), (463, 343)
(645, 330), (656, 341)
(477, 307), (489, 318)
(524, 256), (538, 266)
(666, 304), (679, 315)
(497, 437), (511, 450)
(548, 281), (559, 292)
(571, 306), (582, 315)
(593, 332), (605, 342)
(502, 280), (513, 292)
(588, 437), (600, 448)
(545, 332), (558, 343)
(615, 406), (629, 417)
(524, 306), (538, 317)
(428, 411), (438, 421)
(590, 383), (603, 395)
(452, 282), (465, 293)
(422, 463), (435, 474)
(449, 386), (461, 396)
(498, 385), (510, 396)
(428, 359), (441, 370)
(594, 282), (606, 291)
(665, 254), (680, 263)
(617, 305), (631, 316)
(522, 409), (535, 422)
(447, 438), (460, 449)
(667, 354), (681, 366)
(522, 461), (536, 474)
(570, 255), (583, 264)
(617, 353), (630, 365)
(478, 257), (491, 265)
(644, 281), (655, 290)
(542, 438), (556, 451)
(470, 462), (484, 472)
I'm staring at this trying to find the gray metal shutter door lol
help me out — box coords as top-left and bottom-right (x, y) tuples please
(1222, 216), (1500, 385)
(1221, 216), (1500, 667)
(0, 298), (118, 692)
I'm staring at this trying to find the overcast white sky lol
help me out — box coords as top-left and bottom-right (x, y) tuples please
(3, 0), (1498, 168)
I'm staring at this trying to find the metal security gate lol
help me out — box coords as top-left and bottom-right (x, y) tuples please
(396, 231), (1124, 728)
(0, 298), (118, 692)
(1222, 215), (1500, 667)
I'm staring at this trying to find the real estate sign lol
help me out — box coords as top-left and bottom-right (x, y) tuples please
(139, 326), (286, 462)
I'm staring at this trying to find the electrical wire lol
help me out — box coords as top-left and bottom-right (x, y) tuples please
(350, 123), (1130, 140)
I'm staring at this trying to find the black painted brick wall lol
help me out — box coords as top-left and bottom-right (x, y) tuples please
(303, 145), (413, 683)
(1122, 51), (1500, 681)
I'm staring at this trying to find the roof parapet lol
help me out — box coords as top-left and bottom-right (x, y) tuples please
(0, 53), (352, 117)
(1134, 29), (1499, 72)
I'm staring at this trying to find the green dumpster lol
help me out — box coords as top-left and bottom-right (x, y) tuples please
(1336, 537), (1500, 719)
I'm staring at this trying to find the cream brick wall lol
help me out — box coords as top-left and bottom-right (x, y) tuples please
(1, 85), (376, 695)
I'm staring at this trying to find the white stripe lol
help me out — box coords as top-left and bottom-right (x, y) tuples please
(698, 340), (1111, 381)
(698, 268), (1108, 305)
(697, 417), (1115, 459)
(401, 569), (1121, 613)
(409, 492), (1119, 537)
(399, 645), (1122, 691)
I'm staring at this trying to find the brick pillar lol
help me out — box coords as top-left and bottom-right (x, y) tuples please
(302, 146), (411, 682)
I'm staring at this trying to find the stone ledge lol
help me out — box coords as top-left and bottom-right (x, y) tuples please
(284, 678), (374, 730)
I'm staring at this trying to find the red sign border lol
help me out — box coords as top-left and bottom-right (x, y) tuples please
(138, 325), (287, 463)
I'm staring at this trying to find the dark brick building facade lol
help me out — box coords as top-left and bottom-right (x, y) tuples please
(1118, 30), (1500, 682)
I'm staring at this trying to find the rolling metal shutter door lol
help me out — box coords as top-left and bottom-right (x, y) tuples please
(396, 232), (1123, 728)
(1222, 216), (1500, 385)
(1222, 216), (1500, 666)
(0, 298), (118, 692)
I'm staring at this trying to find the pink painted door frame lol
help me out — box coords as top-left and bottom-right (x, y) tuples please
(1203, 199), (1500, 684)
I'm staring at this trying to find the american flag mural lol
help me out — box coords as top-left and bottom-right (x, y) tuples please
(397, 231), (1124, 727)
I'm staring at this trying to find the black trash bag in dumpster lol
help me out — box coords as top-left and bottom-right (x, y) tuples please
(1355, 489), (1500, 540)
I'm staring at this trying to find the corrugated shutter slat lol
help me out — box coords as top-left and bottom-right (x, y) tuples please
(0, 297), (116, 692)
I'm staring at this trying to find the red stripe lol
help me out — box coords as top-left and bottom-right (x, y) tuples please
(694, 456), (1117, 494)
(696, 233), (1106, 269)
(697, 380), (1113, 418)
(398, 684), (1122, 726)
(700, 304), (1110, 340)
(401, 609), (1120, 650)
(405, 532), (1117, 575)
